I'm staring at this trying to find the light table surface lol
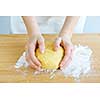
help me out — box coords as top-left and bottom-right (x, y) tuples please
(0, 34), (100, 82)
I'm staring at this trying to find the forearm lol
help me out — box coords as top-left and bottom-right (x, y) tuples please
(22, 16), (40, 37)
(59, 16), (80, 38)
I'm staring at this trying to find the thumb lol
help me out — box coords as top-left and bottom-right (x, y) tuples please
(54, 37), (62, 51)
(38, 37), (45, 53)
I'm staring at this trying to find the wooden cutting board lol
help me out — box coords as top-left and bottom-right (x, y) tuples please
(0, 34), (100, 83)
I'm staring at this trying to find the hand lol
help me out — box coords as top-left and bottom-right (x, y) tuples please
(25, 34), (45, 71)
(54, 34), (74, 69)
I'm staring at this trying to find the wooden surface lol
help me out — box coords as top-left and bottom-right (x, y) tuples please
(0, 34), (100, 83)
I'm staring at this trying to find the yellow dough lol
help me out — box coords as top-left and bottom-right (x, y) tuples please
(36, 40), (64, 70)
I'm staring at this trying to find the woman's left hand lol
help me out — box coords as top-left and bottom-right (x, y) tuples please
(54, 34), (74, 69)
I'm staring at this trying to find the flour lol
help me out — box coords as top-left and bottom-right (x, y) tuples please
(61, 45), (92, 78)
(15, 45), (93, 79)
(15, 52), (29, 68)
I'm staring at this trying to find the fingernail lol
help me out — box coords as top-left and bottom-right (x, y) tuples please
(41, 50), (44, 53)
(60, 63), (63, 67)
(56, 45), (59, 47)
(60, 67), (63, 70)
(40, 49), (44, 53)
(39, 68), (43, 72)
(38, 67), (41, 71)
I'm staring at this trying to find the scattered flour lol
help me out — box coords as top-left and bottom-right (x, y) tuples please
(15, 52), (29, 68)
(61, 44), (92, 78)
(15, 45), (93, 79)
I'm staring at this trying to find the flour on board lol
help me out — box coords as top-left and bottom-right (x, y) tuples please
(15, 45), (93, 79)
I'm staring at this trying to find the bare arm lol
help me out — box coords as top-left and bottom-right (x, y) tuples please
(54, 16), (80, 69)
(22, 16), (41, 37)
(22, 16), (45, 71)
(59, 16), (80, 38)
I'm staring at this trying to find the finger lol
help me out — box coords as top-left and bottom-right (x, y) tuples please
(60, 57), (72, 70)
(29, 60), (41, 71)
(60, 46), (72, 67)
(28, 45), (41, 66)
(38, 38), (45, 53)
(54, 37), (62, 51)
(26, 56), (41, 71)
(60, 46), (74, 69)
(30, 55), (41, 67)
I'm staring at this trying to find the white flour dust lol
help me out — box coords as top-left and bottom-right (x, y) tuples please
(61, 45), (92, 78)
(15, 45), (93, 79)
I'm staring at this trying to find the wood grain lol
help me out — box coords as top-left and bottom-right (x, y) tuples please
(0, 34), (100, 83)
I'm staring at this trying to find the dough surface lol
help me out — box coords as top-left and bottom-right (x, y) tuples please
(36, 40), (64, 69)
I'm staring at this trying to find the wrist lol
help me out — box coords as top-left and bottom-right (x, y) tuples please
(28, 31), (41, 38)
(59, 32), (72, 39)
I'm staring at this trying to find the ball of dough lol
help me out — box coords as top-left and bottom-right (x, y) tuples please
(36, 40), (64, 70)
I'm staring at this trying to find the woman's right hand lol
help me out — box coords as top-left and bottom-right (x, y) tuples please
(25, 34), (45, 71)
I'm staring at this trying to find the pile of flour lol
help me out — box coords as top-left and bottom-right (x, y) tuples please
(61, 45), (92, 78)
(15, 45), (93, 79)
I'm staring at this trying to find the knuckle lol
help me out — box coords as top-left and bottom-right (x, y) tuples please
(31, 57), (39, 64)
